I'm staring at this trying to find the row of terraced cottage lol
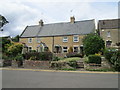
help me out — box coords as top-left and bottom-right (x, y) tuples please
(20, 16), (120, 54)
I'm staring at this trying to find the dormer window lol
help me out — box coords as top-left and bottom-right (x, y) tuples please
(28, 38), (32, 43)
(63, 37), (68, 42)
(107, 31), (111, 37)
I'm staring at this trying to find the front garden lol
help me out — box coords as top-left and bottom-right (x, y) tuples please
(1, 34), (120, 72)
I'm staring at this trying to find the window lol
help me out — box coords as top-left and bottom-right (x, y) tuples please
(28, 46), (32, 52)
(73, 36), (79, 42)
(63, 47), (68, 53)
(28, 38), (32, 43)
(107, 31), (111, 37)
(106, 40), (112, 47)
(74, 47), (79, 52)
(63, 37), (68, 42)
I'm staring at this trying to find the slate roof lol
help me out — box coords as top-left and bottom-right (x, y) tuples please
(20, 19), (95, 38)
(98, 19), (120, 30)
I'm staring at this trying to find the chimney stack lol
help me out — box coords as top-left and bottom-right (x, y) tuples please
(39, 19), (44, 26)
(70, 16), (75, 23)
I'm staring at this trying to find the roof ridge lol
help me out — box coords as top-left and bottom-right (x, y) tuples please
(27, 19), (95, 27)
(99, 18), (120, 21)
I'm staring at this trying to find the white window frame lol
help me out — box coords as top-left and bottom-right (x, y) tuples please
(63, 37), (68, 42)
(28, 46), (32, 52)
(107, 31), (111, 37)
(28, 38), (32, 43)
(62, 46), (68, 53)
(73, 35), (79, 42)
(73, 46), (79, 52)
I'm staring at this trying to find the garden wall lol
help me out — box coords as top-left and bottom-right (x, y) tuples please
(23, 60), (51, 69)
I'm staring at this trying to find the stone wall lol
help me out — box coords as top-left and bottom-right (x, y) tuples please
(23, 60), (51, 69)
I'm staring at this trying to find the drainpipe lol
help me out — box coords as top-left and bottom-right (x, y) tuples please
(52, 36), (54, 53)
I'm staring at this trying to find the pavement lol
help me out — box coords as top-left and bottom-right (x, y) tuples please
(1, 68), (119, 88)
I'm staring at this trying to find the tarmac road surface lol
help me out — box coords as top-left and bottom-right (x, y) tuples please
(2, 69), (119, 88)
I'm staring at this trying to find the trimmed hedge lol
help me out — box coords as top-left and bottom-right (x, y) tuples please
(24, 52), (53, 61)
(88, 55), (101, 64)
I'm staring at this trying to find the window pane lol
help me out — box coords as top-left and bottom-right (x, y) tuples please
(63, 47), (67, 52)
(63, 37), (68, 42)
(74, 47), (78, 52)
(73, 36), (79, 42)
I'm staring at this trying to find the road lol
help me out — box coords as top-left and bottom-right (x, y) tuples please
(2, 69), (119, 88)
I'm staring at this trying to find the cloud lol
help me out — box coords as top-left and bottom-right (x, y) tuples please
(0, 0), (118, 37)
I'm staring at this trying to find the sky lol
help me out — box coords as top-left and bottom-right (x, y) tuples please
(0, 0), (119, 37)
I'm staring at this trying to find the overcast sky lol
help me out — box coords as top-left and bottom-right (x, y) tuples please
(0, 0), (119, 37)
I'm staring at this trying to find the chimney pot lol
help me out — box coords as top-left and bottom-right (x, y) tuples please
(39, 19), (44, 26)
(70, 16), (75, 23)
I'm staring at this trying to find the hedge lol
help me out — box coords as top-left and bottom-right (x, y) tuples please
(88, 55), (101, 64)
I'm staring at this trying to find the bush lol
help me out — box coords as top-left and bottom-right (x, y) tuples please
(68, 61), (77, 68)
(52, 56), (60, 61)
(14, 54), (24, 61)
(110, 51), (120, 71)
(88, 55), (101, 64)
(50, 57), (80, 69)
(66, 52), (83, 58)
(104, 49), (116, 61)
(7, 43), (23, 57)
(82, 33), (105, 56)
(24, 52), (53, 61)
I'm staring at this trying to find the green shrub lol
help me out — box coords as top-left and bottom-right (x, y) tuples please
(29, 56), (36, 60)
(68, 61), (77, 68)
(88, 55), (101, 64)
(30, 50), (37, 52)
(51, 57), (80, 69)
(14, 54), (24, 61)
(82, 33), (105, 56)
(110, 51), (120, 71)
(24, 52), (53, 61)
(52, 56), (60, 61)
(104, 49), (116, 61)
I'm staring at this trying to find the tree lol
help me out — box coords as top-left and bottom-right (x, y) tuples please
(82, 33), (105, 56)
(12, 35), (19, 42)
(7, 43), (23, 57)
(1, 37), (11, 53)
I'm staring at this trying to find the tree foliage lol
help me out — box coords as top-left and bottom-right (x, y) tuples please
(12, 35), (19, 42)
(82, 33), (105, 56)
(7, 43), (23, 57)
(1, 37), (11, 53)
